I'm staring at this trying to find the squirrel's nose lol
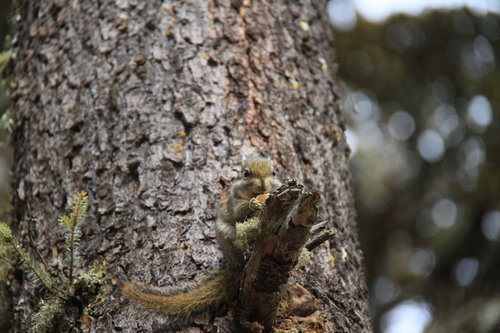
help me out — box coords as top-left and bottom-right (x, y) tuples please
(258, 180), (266, 192)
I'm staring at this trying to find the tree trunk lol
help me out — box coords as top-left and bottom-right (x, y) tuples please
(10, 0), (371, 331)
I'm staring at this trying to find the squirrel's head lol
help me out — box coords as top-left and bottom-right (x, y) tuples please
(236, 157), (281, 198)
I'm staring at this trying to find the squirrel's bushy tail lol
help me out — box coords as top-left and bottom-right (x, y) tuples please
(122, 270), (240, 325)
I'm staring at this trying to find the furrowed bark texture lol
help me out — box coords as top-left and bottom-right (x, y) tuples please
(11, 0), (371, 331)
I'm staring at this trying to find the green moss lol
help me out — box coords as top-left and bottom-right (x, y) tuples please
(235, 217), (261, 251)
(0, 222), (12, 241)
(297, 248), (311, 267)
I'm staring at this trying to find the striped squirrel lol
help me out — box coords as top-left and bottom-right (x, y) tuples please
(122, 157), (282, 328)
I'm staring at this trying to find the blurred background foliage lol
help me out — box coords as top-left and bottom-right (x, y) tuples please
(0, 0), (12, 224)
(0, 1), (499, 333)
(0, 1), (14, 330)
(330, 2), (500, 333)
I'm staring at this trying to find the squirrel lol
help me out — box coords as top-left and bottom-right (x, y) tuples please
(122, 156), (282, 328)
(216, 157), (282, 269)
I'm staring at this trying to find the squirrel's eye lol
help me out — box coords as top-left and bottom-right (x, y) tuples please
(272, 170), (277, 176)
(243, 170), (251, 177)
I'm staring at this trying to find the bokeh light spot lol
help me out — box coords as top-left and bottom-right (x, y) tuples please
(417, 130), (445, 163)
(374, 276), (400, 305)
(473, 35), (494, 64)
(385, 22), (414, 52)
(388, 111), (415, 141)
(345, 128), (359, 156)
(454, 257), (479, 286)
(430, 104), (460, 145)
(346, 51), (374, 78)
(431, 198), (458, 229)
(409, 248), (436, 277)
(467, 95), (492, 132)
(481, 211), (500, 241)
(328, 0), (357, 31)
(381, 299), (432, 333)
(351, 91), (379, 122)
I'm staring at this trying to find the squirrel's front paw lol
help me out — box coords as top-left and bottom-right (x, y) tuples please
(249, 198), (264, 210)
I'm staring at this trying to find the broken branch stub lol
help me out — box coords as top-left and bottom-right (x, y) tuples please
(237, 180), (321, 330)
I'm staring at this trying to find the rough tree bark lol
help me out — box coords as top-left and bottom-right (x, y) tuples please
(10, 0), (371, 331)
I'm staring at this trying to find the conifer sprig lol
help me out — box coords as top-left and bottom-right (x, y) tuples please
(59, 191), (88, 292)
(0, 191), (106, 331)
(30, 298), (63, 333)
(0, 222), (65, 299)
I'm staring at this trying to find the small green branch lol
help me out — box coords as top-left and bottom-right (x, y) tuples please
(68, 211), (79, 289)
(0, 253), (16, 267)
(0, 191), (101, 332)
(9, 240), (66, 300)
(67, 191), (88, 293)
